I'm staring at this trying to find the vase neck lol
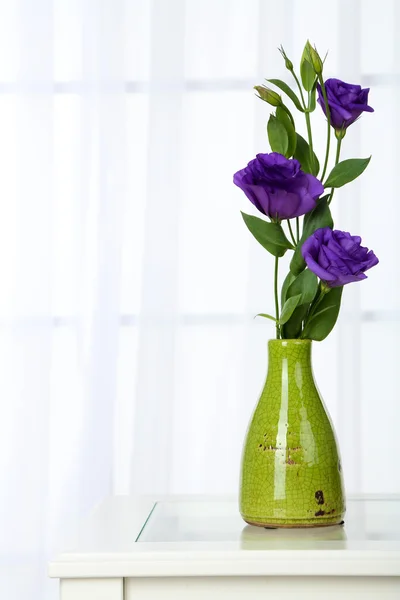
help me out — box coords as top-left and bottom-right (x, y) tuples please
(267, 339), (312, 374)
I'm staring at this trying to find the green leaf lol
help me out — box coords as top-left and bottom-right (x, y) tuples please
(255, 313), (277, 322)
(282, 304), (309, 339)
(324, 157), (371, 188)
(276, 106), (296, 158)
(300, 59), (315, 92)
(303, 194), (330, 227)
(286, 269), (318, 305)
(290, 197), (333, 275)
(300, 42), (316, 92)
(308, 78), (318, 112)
(267, 115), (288, 155)
(267, 79), (305, 112)
(308, 304), (337, 322)
(241, 212), (294, 257)
(281, 271), (295, 308)
(280, 269), (318, 339)
(302, 286), (343, 341)
(293, 133), (319, 176)
(279, 294), (302, 325)
(280, 103), (295, 126)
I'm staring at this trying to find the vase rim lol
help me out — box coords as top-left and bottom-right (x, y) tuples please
(268, 338), (312, 345)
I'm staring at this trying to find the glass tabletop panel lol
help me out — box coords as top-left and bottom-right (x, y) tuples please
(136, 497), (400, 547)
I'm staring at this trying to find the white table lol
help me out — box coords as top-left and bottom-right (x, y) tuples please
(49, 495), (400, 599)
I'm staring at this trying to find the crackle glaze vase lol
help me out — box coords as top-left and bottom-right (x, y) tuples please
(239, 339), (345, 528)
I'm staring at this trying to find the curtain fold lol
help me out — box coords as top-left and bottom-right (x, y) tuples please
(130, 0), (186, 494)
(0, 1), (127, 598)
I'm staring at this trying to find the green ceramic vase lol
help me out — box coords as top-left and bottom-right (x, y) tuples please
(239, 339), (345, 528)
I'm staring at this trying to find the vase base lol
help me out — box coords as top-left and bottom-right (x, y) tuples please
(243, 517), (344, 529)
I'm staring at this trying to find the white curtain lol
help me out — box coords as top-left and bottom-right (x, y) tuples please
(0, 0), (398, 598)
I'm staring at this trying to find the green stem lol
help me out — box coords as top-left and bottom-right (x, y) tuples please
(287, 220), (297, 247)
(296, 217), (300, 243)
(319, 76), (331, 181)
(291, 70), (315, 174)
(327, 136), (343, 205)
(308, 291), (325, 322)
(304, 109), (315, 174)
(291, 70), (307, 109)
(334, 135), (342, 164)
(274, 256), (280, 339)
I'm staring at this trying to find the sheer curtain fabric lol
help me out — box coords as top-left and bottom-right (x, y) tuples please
(0, 1), (398, 599)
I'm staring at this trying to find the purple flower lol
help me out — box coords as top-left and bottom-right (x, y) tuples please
(317, 78), (374, 130)
(233, 153), (323, 220)
(302, 227), (379, 288)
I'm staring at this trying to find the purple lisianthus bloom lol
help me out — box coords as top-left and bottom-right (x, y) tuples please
(302, 227), (379, 288)
(317, 78), (374, 131)
(233, 153), (323, 220)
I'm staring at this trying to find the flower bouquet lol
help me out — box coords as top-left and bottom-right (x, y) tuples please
(234, 42), (378, 528)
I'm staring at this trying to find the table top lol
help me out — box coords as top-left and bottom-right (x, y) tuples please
(49, 495), (400, 578)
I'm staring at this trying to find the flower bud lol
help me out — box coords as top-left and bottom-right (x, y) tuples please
(320, 280), (332, 294)
(335, 128), (346, 141)
(278, 45), (293, 71)
(284, 57), (293, 71)
(306, 41), (323, 75)
(254, 85), (282, 107)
